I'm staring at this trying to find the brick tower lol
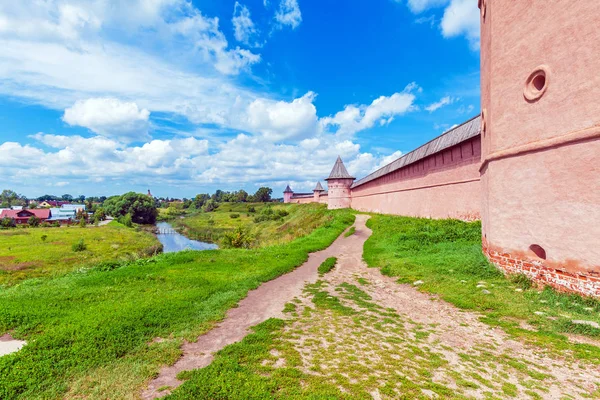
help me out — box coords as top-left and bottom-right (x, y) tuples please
(325, 156), (355, 209)
(313, 181), (325, 203)
(479, 0), (600, 295)
(283, 185), (293, 204)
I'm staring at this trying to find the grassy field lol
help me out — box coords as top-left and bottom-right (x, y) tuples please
(172, 203), (337, 247)
(0, 222), (161, 287)
(0, 208), (355, 399)
(362, 215), (600, 358)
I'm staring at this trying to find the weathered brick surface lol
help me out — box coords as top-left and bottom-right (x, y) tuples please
(482, 239), (600, 298)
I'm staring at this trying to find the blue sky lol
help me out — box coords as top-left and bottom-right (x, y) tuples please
(0, 0), (480, 198)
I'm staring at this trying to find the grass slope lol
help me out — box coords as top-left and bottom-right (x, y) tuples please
(363, 215), (600, 360)
(173, 203), (336, 247)
(0, 222), (161, 287)
(0, 209), (354, 399)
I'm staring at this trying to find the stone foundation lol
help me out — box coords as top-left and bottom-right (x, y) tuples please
(483, 240), (600, 298)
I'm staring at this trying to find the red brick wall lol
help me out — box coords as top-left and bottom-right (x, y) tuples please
(483, 238), (600, 297)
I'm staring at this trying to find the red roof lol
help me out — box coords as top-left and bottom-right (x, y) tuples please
(0, 209), (51, 220)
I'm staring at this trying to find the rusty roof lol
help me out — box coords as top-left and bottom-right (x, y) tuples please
(352, 115), (481, 188)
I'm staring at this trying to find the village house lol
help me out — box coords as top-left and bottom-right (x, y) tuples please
(38, 200), (71, 208)
(0, 209), (51, 225)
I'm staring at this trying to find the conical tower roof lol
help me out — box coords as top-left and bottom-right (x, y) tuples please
(313, 181), (324, 191)
(325, 156), (355, 180)
(283, 185), (293, 193)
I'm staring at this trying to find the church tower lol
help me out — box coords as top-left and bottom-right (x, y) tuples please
(479, 0), (600, 295)
(325, 157), (355, 209)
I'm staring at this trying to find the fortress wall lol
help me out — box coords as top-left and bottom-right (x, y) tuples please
(480, 0), (600, 294)
(350, 136), (481, 220)
(290, 196), (314, 204)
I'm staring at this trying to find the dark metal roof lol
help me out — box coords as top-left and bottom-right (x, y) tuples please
(283, 185), (293, 193)
(290, 193), (313, 198)
(313, 181), (324, 191)
(352, 115), (481, 188)
(326, 156), (355, 180)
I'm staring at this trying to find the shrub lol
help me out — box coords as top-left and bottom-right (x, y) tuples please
(230, 213), (240, 219)
(277, 209), (289, 218)
(41, 234), (48, 242)
(222, 227), (253, 249)
(72, 239), (87, 252)
(119, 214), (133, 228)
(28, 216), (41, 227)
(79, 218), (87, 228)
(0, 217), (15, 228)
(203, 199), (219, 212)
(247, 206), (256, 213)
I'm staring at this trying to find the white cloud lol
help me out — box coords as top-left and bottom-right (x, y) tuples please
(63, 98), (150, 141)
(425, 96), (456, 112)
(440, 0), (480, 49)
(405, 0), (449, 14)
(246, 92), (319, 141)
(322, 83), (418, 136)
(232, 2), (259, 46)
(402, 0), (479, 49)
(275, 0), (302, 29)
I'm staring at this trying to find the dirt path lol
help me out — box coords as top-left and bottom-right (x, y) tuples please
(141, 219), (360, 399)
(143, 214), (600, 399)
(281, 215), (600, 399)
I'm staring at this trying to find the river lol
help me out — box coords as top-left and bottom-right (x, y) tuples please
(155, 221), (218, 253)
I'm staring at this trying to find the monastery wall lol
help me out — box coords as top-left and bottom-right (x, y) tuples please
(480, 0), (600, 294)
(351, 136), (481, 220)
(290, 196), (314, 204)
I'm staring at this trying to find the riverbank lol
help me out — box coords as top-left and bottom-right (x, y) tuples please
(171, 203), (339, 248)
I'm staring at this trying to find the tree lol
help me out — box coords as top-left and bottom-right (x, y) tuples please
(102, 192), (158, 224)
(77, 195), (86, 203)
(236, 190), (248, 203)
(193, 194), (210, 209)
(0, 189), (19, 207)
(202, 199), (219, 212)
(253, 187), (273, 203)
(62, 194), (73, 202)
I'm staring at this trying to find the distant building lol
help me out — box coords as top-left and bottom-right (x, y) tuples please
(38, 200), (70, 208)
(0, 209), (51, 225)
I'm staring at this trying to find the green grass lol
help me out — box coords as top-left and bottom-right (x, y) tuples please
(172, 203), (337, 247)
(317, 257), (337, 276)
(362, 214), (600, 360)
(0, 209), (354, 399)
(0, 223), (161, 287)
(344, 226), (356, 237)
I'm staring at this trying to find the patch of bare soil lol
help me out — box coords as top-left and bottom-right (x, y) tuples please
(0, 262), (37, 271)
